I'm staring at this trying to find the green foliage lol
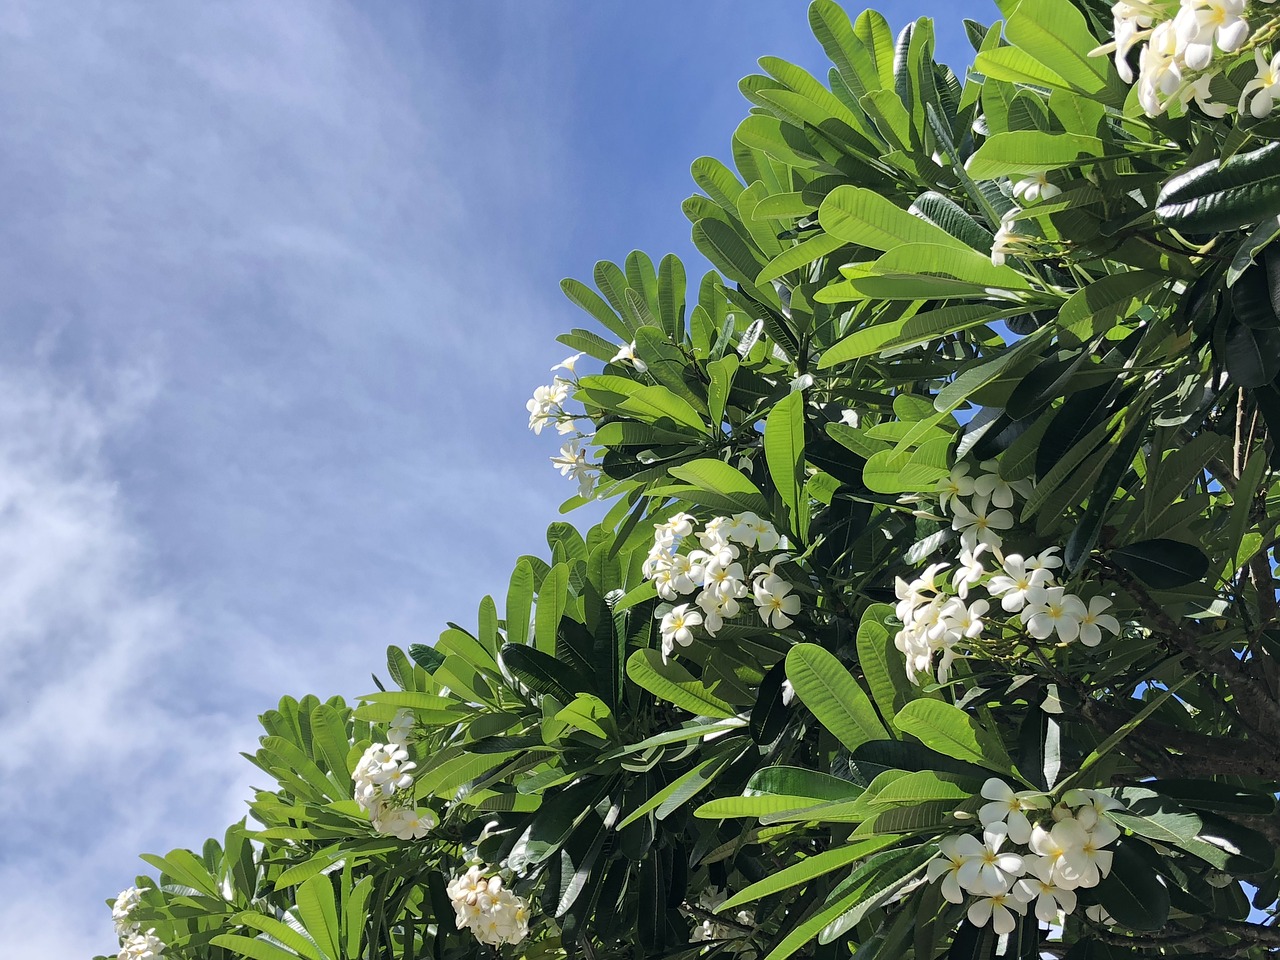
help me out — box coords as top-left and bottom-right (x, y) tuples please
(106, 2), (1280, 960)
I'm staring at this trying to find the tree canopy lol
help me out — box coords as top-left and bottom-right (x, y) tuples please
(106, 2), (1280, 959)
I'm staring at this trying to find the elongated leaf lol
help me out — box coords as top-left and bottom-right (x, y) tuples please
(766, 391), (806, 538)
(1157, 141), (1280, 233)
(626, 649), (736, 718)
(668, 459), (770, 514)
(1094, 840), (1170, 931)
(819, 185), (972, 253)
(295, 874), (340, 960)
(720, 835), (904, 910)
(965, 131), (1103, 179)
(786, 643), (886, 750)
(856, 604), (909, 730)
(893, 700), (1014, 775)
(1109, 538), (1210, 588)
(211, 936), (307, 960)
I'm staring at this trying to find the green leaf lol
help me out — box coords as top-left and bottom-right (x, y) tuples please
(211, 936), (308, 960)
(862, 436), (951, 494)
(234, 914), (324, 960)
(786, 643), (887, 750)
(706, 354), (739, 430)
(965, 131), (1103, 179)
(817, 845), (935, 943)
(561, 277), (631, 341)
(856, 603), (910, 729)
(295, 874), (340, 960)
(1004, 0), (1114, 94)
(619, 384), (708, 432)
(667, 458), (770, 514)
(506, 560), (534, 648)
(1094, 840), (1171, 931)
(757, 232), (847, 284)
(1156, 141), (1280, 233)
(868, 769), (977, 805)
(893, 700), (1015, 776)
(819, 185), (973, 254)
(139, 849), (222, 899)
(534, 563), (569, 655)
(766, 391), (807, 539)
(973, 46), (1071, 92)
(1109, 538), (1210, 588)
(746, 765), (865, 802)
(820, 303), (1014, 367)
(626, 649), (736, 718)
(1223, 314), (1280, 388)
(502, 643), (592, 702)
(1056, 271), (1163, 342)
(719, 835), (904, 910)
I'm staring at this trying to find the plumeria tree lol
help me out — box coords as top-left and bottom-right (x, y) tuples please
(104, 1), (1280, 959)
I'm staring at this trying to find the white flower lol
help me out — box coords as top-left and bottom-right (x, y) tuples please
(978, 778), (1048, 845)
(1022, 587), (1089, 643)
(353, 742), (417, 814)
(780, 679), (796, 706)
(610, 341), (648, 372)
(987, 554), (1054, 613)
(936, 462), (976, 513)
(550, 438), (599, 499)
(753, 574), (802, 629)
(1138, 21), (1183, 116)
(732, 512), (781, 551)
(387, 708), (415, 747)
(551, 352), (583, 375)
(687, 887), (754, 945)
(704, 558), (748, 601)
(696, 589), (740, 635)
(112, 886), (144, 923)
(927, 835), (973, 904)
(1085, 903), (1116, 925)
(967, 892), (1027, 935)
(447, 866), (530, 946)
(118, 930), (165, 960)
(1187, 71), (1229, 117)
(955, 824), (1025, 896)
(374, 805), (437, 840)
(660, 603), (703, 660)
(1012, 172), (1062, 204)
(1026, 546), (1062, 575)
(973, 460), (1028, 509)
(990, 211), (1034, 266)
(951, 544), (989, 598)
(1013, 855), (1078, 922)
(1239, 48), (1280, 118)
(655, 512), (697, 545)
(525, 379), (572, 434)
(1108, 0), (1157, 83)
(950, 496), (1013, 550)
(839, 408), (860, 427)
(1029, 818), (1116, 890)
(1173, 0), (1248, 71)
(1077, 596), (1121, 647)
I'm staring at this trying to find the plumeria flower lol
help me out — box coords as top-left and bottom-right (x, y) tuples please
(987, 554), (1054, 613)
(1023, 587), (1089, 643)
(973, 460), (1029, 509)
(1085, 904), (1115, 925)
(610, 341), (648, 372)
(1052, 818), (1118, 888)
(732, 511), (781, 550)
(1138, 21), (1183, 116)
(1077, 596), (1121, 646)
(1026, 546), (1063, 575)
(751, 553), (792, 578)
(1105, 0), (1157, 83)
(950, 496), (1013, 550)
(979, 778), (1049, 844)
(927, 835), (974, 904)
(1013, 855), (1078, 922)
(550, 438), (599, 498)
(1239, 48), (1280, 118)
(387, 708), (416, 746)
(839, 408), (860, 427)
(989, 211), (1036, 266)
(956, 823), (1025, 896)
(696, 589), (740, 635)
(754, 574), (802, 629)
(375, 805), (438, 840)
(780, 678), (796, 706)
(952, 544), (990, 598)
(704, 558), (748, 601)
(119, 929), (166, 960)
(941, 597), (988, 643)
(525, 380), (571, 434)
(1174, 0), (1248, 72)
(968, 892), (1027, 935)
(668, 551), (706, 596)
(655, 512), (697, 544)
(660, 604), (702, 659)
(550, 352), (583, 376)
(1187, 71), (1229, 117)
(936, 463), (976, 513)
(1012, 172), (1062, 204)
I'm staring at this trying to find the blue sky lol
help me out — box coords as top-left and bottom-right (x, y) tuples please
(0, 1), (984, 953)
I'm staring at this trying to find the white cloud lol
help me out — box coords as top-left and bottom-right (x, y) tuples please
(0, 362), (260, 956)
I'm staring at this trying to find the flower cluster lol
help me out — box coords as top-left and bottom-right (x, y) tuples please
(927, 783), (1123, 934)
(686, 887), (755, 954)
(351, 710), (438, 840)
(111, 887), (165, 960)
(642, 511), (800, 659)
(1097, 0), (1279, 117)
(894, 460), (1120, 684)
(447, 865), (531, 947)
(526, 353), (602, 499)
